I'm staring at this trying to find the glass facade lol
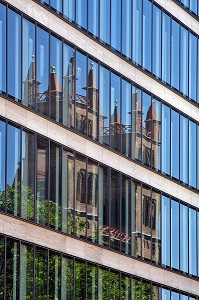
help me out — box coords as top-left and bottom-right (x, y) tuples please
(1, 2), (199, 191)
(1, 0), (199, 297)
(31, 0), (199, 105)
(0, 117), (199, 277)
(0, 234), (197, 300)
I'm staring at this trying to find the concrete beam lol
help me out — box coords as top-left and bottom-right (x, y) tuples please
(4, 0), (199, 123)
(0, 96), (199, 209)
(0, 213), (198, 296)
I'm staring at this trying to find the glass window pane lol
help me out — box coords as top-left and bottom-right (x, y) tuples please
(171, 110), (179, 180)
(35, 248), (48, 299)
(133, 0), (142, 65)
(49, 252), (61, 300)
(36, 136), (48, 226)
(171, 20), (180, 90)
(50, 35), (62, 122)
(87, 264), (98, 299)
(197, 39), (199, 104)
(111, 0), (121, 51)
(131, 86), (142, 161)
(162, 13), (171, 84)
(189, 208), (197, 276)
(50, 0), (62, 13)
(22, 18), (36, 108)
(122, 0), (132, 58)
(198, 212), (199, 276)
(151, 190), (161, 264)
(180, 204), (188, 273)
(171, 200), (179, 270)
(162, 289), (170, 300)
(87, 58), (98, 140)
(21, 130), (35, 221)
(142, 281), (151, 300)
(98, 268), (109, 300)
(76, 0), (87, 30)
(99, 165), (109, 247)
(180, 27), (188, 96)
(76, 52), (87, 135)
(63, 0), (75, 22)
(63, 44), (75, 129)
(121, 79), (131, 157)
(131, 181), (141, 258)
(189, 121), (196, 188)
(109, 271), (120, 299)
(161, 196), (170, 267)
(62, 150), (74, 235)
(189, 33), (197, 101)
(87, 160), (98, 243)
(110, 73), (121, 152)
(142, 185), (151, 261)
(99, 66), (110, 146)
(7, 124), (21, 216)
(0, 120), (6, 209)
(37, 27), (49, 116)
(131, 278), (141, 300)
(99, 0), (110, 45)
(121, 176), (131, 255)
(180, 116), (188, 184)
(20, 243), (34, 299)
(152, 5), (161, 78)
(88, 0), (99, 37)
(142, 92), (151, 166)
(75, 260), (86, 299)
(0, 4), (6, 94)
(6, 239), (19, 299)
(121, 275), (131, 299)
(190, 0), (197, 14)
(61, 256), (73, 300)
(151, 98), (161, 171)
(75, 155), (86, 238)
(171, 291), (179, 300)
(143, 0), (152, 71)
(0, 237), (4, 297)
(162, 104), (170, 175)
(49, 143), (61, 230)
(8, 9), (21, 100)
(110, 170), (120, 251)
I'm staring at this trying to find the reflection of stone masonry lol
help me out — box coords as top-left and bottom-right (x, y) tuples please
(23, 55), (161, 260)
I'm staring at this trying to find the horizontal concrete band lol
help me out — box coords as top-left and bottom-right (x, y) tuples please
(4, 0), (199, 124)
(0, 213), (198, 296)
(1, 96), (199, 209)
(154, 0), (199, 34)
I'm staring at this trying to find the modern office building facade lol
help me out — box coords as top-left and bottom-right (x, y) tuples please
(0, 0), (199, 298)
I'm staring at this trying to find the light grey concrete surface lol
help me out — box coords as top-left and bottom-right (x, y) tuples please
(0, 213), (198, 296)
(154, 0), (199, 34)
(0, 96), (199, 209)
(5, 0), (199, 123)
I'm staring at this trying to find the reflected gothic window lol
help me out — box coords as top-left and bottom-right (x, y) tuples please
(76, 169), (86, 204)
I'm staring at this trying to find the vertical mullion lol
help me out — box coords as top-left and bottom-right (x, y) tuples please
(47, 139), (50, 227)
(119, 173), (122, 252)
(73, 151), (76, 236)
(85, 157), (88, 239)
(5, 120), (7, 213)
(35, 23), (38, 112)
(141, 182), (143, 259)
(5, 3), (8, 97)
(3, 236), (6, 300)
(109, 70), (111, 146)
(150, 187), (152, 262)
(47, 249), (49, 300)
(108, 167), (111, 249)
(120, 77), (122, 153)
(19, 127), (22, 218)
(74, 47), (77, 131)
(33, 245), (36, 300)
(34, 133), (37, 223)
